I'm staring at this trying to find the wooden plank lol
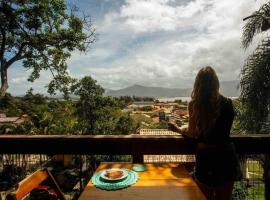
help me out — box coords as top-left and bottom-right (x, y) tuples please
(0, 134), (270, 154)
(79, 163), (206, 200)
(80, 183), (205, 200)
(6, 169), (66, 200)
(9, 169), (48, 200)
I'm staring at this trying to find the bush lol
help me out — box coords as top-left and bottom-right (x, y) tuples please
(233, 181), (247, 200)
(139, 106), (153, 112)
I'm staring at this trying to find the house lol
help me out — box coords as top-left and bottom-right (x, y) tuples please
(127, 101), (155, 109)
(153, 103), (178, 112)
(0, 114), (29, 125)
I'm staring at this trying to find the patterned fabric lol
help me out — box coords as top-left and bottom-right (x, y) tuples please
(91, 169), (139, 191)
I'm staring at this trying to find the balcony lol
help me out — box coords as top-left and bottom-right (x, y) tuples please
(0, 134), (270, 200)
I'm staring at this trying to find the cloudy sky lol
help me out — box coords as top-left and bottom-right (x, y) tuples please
(8, 0), (268, 95)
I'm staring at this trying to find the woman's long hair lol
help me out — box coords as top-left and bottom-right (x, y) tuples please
(189, 66), (221, 137)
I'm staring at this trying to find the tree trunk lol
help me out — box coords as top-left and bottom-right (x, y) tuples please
(0, 65), (8, 97)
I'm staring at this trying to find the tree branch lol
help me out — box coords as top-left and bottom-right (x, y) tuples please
(5, 42), (27, 68)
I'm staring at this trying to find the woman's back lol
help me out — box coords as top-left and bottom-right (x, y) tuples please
(184, 67), (241, 199)
(196, 95), (234, 144)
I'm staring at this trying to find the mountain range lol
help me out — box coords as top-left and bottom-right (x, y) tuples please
(106, 81), (240, 98)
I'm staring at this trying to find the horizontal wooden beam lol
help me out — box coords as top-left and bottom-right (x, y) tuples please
(0, 134), (270, 154)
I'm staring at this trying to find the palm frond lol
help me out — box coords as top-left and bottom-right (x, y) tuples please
(242, 2), (270, 49)
(240, 36), (270, 131)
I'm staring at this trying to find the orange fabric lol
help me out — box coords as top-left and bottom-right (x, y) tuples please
(14, 169), (48, 200)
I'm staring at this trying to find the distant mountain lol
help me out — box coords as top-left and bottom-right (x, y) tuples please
(106, 81), (240, 98)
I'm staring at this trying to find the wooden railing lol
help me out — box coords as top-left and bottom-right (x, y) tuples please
(0, 134), (270, 162)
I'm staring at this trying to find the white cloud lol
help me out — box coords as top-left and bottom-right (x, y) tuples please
(7, 0), (270, 94)
(76, 0), (267, 89)
(119, 0), (212, 33)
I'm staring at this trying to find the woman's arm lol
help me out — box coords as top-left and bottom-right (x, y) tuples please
(185, 103), (196, 138)
(168, 103), (196, 138)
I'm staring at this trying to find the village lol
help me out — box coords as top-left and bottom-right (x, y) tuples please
(126, 100), (189, 131)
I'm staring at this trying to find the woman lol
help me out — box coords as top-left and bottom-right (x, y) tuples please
(172, 67), (241, 200)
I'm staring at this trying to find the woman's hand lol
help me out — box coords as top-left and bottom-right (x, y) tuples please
(168, 122), (188, 134)
(179, 124), (188, 134)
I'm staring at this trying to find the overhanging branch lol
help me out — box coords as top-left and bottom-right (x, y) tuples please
(5, 42), (27, 68)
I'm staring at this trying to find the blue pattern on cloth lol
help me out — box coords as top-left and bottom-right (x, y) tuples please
(91, 169), (139, 191)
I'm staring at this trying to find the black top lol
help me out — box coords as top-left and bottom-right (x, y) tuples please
(197, 96), (235, 144)
(194, 96), (241, 187)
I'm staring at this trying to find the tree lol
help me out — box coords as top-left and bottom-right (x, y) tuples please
(0, 0), (95, 97)
(22, 88), (46, 104)
(241, 2), (270, 131)
(0, 92), (21, 116)
(72, 76), (104, 133)
(72, 76), (136, 135)
(115, 113), (136, 134)
(241, 2), (270, 199)
(39, 101), (79, 134)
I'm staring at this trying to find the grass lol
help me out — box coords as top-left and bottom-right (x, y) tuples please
(247, 161), (263, 179)
(247, 184), (264, 200)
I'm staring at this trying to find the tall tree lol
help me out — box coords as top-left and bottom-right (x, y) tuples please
(72, 76), (105, 133)
(72, 76), (136, 134)
(242, 2), (270, 199)
(0, 0), (95, 97)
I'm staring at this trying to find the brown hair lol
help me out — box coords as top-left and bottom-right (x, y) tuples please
(189, 66), (221, 137)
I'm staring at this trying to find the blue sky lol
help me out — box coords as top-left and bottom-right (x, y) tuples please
(7, 0), (268, 95)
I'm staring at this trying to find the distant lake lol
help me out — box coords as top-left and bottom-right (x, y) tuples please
(157, 96), (238, 102)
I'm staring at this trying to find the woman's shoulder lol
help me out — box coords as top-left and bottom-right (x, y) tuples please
(219, 95), (233, 104)
(219, 95), (234, 113)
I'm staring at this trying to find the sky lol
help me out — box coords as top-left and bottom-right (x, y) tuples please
(7, 0), (269, 95)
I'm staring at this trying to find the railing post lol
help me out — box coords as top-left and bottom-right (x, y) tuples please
(132, 154), (143, 163)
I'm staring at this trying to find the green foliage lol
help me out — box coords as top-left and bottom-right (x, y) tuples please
(241, 3), (270, 199)
(241, 1), (270, 132)
(39, 101), (79, 134)
(116, 96), (134, 108)
(0, 78), (137, 135)
(153, 120), (168, 129)
(139, 106), (153, 112)
(72, 76), (105, 133)
(22, 88), (47, 104)
(240, 39), (270, 131)
(231, 99), (250, 134)
(0, 93), (21, 116)
(72, 76), (136, 134)
(131, 113), (152, 127)
(247, 184), (265, 200)
(0, 0), (95, 96)
(0, 124), (17, 134)
(115, 113), (137, 134)
(13, 121), (37, 134)
(232, 182), (247, 200)
(242, 2), (270, 48)
(92, 106), (121, 134)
